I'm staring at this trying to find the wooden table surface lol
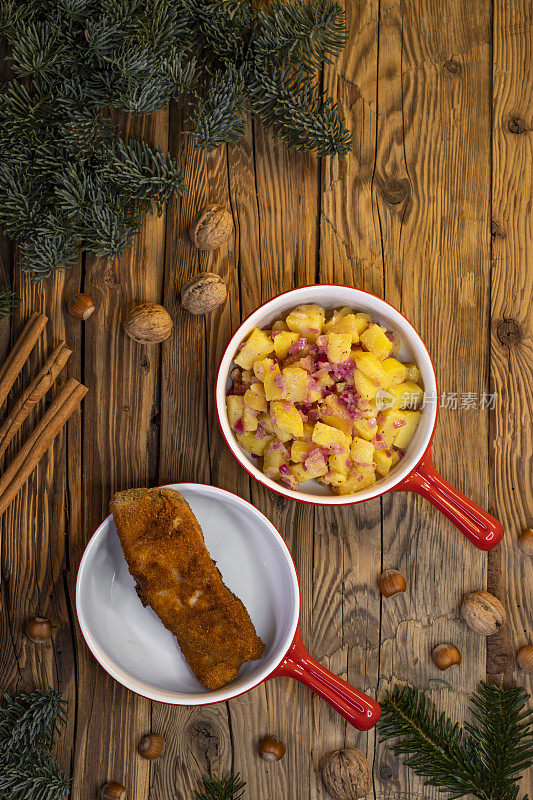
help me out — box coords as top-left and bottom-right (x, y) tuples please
(1, 0), (531, 798)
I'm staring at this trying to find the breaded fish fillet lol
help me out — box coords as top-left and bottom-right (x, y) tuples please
(109, 487), (265, 690)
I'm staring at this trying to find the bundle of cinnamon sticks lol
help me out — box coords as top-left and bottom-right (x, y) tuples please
(0, 311), (88, 516)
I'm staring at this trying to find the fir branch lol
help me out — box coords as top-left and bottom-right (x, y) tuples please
(379, 682), (533, 800)
(195, 773), (246, 800)
(0, 687), (70, 800)
(0, 283), (18, 317)
(189, 67), (247, 150)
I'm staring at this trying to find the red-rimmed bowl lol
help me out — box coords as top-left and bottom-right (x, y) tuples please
(215, 285), (503, 551)
(76, 483), (380, 730)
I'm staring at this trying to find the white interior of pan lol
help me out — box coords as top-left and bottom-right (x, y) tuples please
(76, 484), (300, 704)
(216, 285), (438, 504)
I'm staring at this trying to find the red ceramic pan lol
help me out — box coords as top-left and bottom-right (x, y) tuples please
(76, 483), (381, 730)
(216, 285), (504, 551)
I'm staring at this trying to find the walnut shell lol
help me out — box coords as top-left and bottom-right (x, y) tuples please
(190, 204), (233, 251)
(460, 590), (506, 635)
(181, 272), (227, 315)
(124, 303), (173, 345)
(320, 748), (372, 800)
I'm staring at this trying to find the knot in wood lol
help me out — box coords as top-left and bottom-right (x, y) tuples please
(275, 494), (288, 511)
(139, 356), (151, 373)
(379, 763), (393, 780)
(491, 220), (506, 239)
(188, 721), (220, 766)
(104, 270), (117, 287)
(507, 116), (527, 135)
(497, 319), (521, 347)
(381, 178), (410, 206)
(443, 59), (461, 75)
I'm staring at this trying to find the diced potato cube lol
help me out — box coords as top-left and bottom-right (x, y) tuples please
(360, 324), (393, 360)
(244, 388), (267, 412)
(274, 331), (300, 360)
(291, 441), (314, 462)
(390, 381), (424, 409)
(353, 369), (379, 403)
(333, 466), (376, 495)
(324, 311), (360, 344)
(263, 442), (289, 479)
(326, 332), (352, 364)
(258, 412), (275, 434)
(353, 417), (377, 441)
(317, 372), (335, 388)
(350, 436), (375, 465)
(353, 312), (372, 336)
(243, 407), (259, 431)
(298, 447), (329, 479)
(307, 388), (322, 403)
(374, 449), (393, 476)
(302, 421), (315, 439)
(226, 395), (244, 429)
(241, 369), (253, 383)
(236, 431), (273, 456)
(272, 319), (289, 332)
(329, 451), (350, 476)
(381, 358), (408, 389)
(352, 350), (386, 384)
(321, 414), (353, 438)
(254, 358), (284, 401)
(393, 410), (422, 449)
(282, 366), (309, 403)
(390, 448), (401, 467)
(290, 463), (311, 483)
(272, 423), (292, 442)
(270, 400), (304, 438)
(405, 362), (422, 384)
(286, 304), (326, 342)
(321, 471), (347, 487)
(312, 422), (351, 450)
(234, 328), (274, 369)
(376, 409), (404, 447)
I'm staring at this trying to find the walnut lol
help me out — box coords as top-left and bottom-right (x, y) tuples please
(320, 748), (372, 800)
(460, 590), (506, 635)
(124, 303), (173, 344)
(190, 203), (233, 250)
(180, 272), (227, 315)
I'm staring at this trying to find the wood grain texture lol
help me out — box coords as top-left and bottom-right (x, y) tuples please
(0, 0), (531, 797)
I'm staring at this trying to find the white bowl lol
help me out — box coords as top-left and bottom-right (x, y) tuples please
(216, 285), (438, 505)
(76, 484), (299, 704)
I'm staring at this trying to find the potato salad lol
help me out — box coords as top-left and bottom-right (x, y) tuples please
(226, 304), (423, 494)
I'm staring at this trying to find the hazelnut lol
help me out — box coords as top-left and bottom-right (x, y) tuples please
(180, 272), (227, 315)
(460, 590), (506, 635)
(378, 569), (406, 597)
(517, 644), (533, 672)
(190, 203), (233, 251)
(138, 733), (165, 760)
(68, 293), (95, 320)
(518, 528), (533, 556)
(25, 617), (52, 643)
(258, 735), (286, 761)
(432, 643), (461, 670)
(100, 783), (126, 800)
(320, 747), (372, 800)
(124, 303), (173, 345)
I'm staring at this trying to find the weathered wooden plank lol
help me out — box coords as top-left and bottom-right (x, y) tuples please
(371, 0), (492, 798)
(490, 0), (532, 795)
(153, 102), (234, 800)
(317, 0), (382, 797)
(69, 108), (169, 800)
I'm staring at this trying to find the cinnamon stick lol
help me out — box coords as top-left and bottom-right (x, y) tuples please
(0, 312), (48, 410)
(0, 377), (88, 517)
(0, 341), (72, 459)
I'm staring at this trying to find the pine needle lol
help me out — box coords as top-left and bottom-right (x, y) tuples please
(379, 682), (533, 800)
(194, 773), (246, 800)
(0, 283), (18, 317)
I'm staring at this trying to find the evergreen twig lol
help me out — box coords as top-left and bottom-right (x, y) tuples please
(379, 682), (533, 800)
(194, 773), (246, 800)
(0, 687), (70, 800)
(0, 283), (18, 316)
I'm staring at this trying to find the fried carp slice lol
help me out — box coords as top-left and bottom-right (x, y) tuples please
(109, 487), (265, 690)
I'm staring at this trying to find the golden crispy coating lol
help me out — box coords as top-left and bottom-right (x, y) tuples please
(109, 487), (265, 690)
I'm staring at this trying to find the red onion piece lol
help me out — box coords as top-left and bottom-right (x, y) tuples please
(234, 418), (244, 435)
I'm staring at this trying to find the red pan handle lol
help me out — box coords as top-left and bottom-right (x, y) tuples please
(269, 627), (381, 731)
(393, 447), (504, 551)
